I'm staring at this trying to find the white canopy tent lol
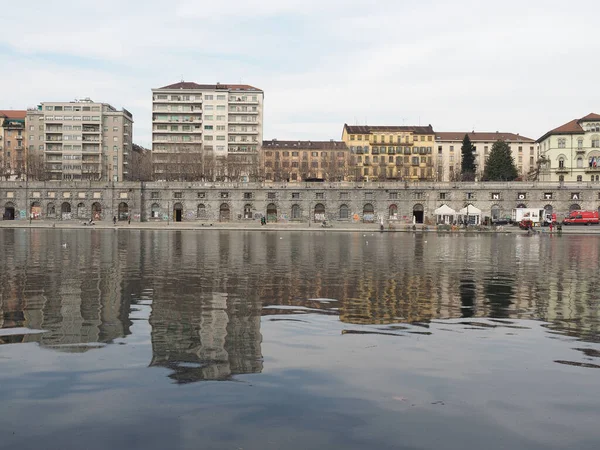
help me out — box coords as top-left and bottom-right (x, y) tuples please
(434, 204), (456, 225)
(459, 204), (482, 225)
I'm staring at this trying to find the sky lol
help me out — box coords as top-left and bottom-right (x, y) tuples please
(0, 0), (598, 147)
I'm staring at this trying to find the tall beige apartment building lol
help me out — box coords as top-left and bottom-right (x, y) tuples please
(151, 82), (264, 182)
(26, 99), (133, 181)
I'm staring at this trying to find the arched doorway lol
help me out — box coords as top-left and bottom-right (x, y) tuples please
(544, 205), (553, 223)
(517, 203), (527, 209)
(47, 203), (56, 218)
(291, 204), (301, 220)
(491, 204), (501, 221)
(389, 204), (398, 220)
(266, 203), (277, 223)
(3, 202), (16, 220)
(118, 202), (129, 221)
(219, 203), (230, 222)
(363, 203), (375, 223)
(173, 202), (183, 222)
(92, 202), (102, 221)
(150, 203), (161, 219)
(339, 204), (349, 220)
(197, 204), (206, 220)
(413, 204), (424, 224)
(30, 202), (42, 220)
(314, 203), (326, 222)
(570, 204), (581, 212)
(244, 204), (253, 220)
(77, 202), (86, 219)
(61, 202), (72, 220)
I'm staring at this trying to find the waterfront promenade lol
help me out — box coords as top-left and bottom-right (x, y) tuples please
(2, 219), (600, 234)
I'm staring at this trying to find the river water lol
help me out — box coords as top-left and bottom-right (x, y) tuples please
(0, 229), (599, 449)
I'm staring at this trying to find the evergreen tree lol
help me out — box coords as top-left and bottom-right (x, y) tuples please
(460, 134), (476, 180)
(483, 140), (519, 181)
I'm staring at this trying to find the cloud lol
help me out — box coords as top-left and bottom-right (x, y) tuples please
(0, 0), (599, 146)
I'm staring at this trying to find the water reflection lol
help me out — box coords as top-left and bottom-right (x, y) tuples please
(1, 229), (599, 359)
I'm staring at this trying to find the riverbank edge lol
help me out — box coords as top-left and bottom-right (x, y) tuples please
(1, 221), (598, 234)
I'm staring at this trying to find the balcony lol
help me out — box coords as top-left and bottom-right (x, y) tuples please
(229, 98), (259, 105)
(584, 167), (600, 173)
(15, 135), (23, 140)
(555, 167), (569, 174)
(576, 148), (586, 154)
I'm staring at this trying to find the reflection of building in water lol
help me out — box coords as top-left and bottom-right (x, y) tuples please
(0, 229), (131, 349)
(149, 291), (263, 383)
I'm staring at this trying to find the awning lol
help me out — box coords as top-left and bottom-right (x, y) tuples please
(459, 204), (482, 215)
(434, 204), (456, 216)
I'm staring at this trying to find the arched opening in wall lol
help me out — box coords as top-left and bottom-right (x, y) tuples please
(339, 204), (349, 220)
(47, 203), (56, 218)
(219, 203), (230, 222)
(3, 202), (16, 220)
(197, 204), (206, 220)
(544, 204), (553, 223)
(266, 203), (277, 223)
(77, 202), (86, 219)
(92, 202), (102, 221)
(314, 203), (326, 222)
(151, 203), (161, 219)
(30, 202), (42, 220)
(517, 203), (527, 209)
(61, 202), (72, 220)
(173, 202), (183, 222)
(577, 157), (583, 168)
(291, 204), (301, 220)
(413, 203), (424, 224)
(118, 202), (129, 221)
(363, 203), (375, 223)
(389, 204), (398, 220)
(577, 175), (583, 182)
(570, 204), (581, 212)
(559, 175), (565, 182)
(491, 204), (501, 221)
(243, 204), (253, 220)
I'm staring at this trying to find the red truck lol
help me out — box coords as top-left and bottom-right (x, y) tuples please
(563, 210), (600, 225)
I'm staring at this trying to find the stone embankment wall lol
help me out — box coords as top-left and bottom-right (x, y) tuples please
(1, 181), (598, 223)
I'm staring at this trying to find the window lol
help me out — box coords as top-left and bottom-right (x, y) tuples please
(577, 175), (583, 182)
(577, 157), (583, 168)
(174, 192), (182, 199)
(389, 192), (398, 199)
(558, 138), (566, 149)
(292, 192), (300, 199)
(439, 192), (447, 200)
(217, 95), (226, 100)
(592, 136), (600, 148)
(151, 192), (159, 199)
(220, 192), (229, 198)
(450, 146), (454, 152)
(467, 192), (475, 199)
(197, 192), (206, 199)
(438, 146), (442, 154)
(558, 158), (565, 168)
(518, 146), (523, 152)
(204, 125), (213, 130)
(205, 95), (213, 100)
(316, 192), (324, 199)
(267, 192), (276, 199)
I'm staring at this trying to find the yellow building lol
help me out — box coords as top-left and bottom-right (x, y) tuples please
(342, 124), (436, 182)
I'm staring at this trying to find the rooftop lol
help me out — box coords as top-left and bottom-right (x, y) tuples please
(436, 132), (534, 142)
(262, 139), (347, 150)
(0, 110), (27, 120)
(344, 124), (435, 135)
(156, 81), (262, 92)
(537, 113), (600, 142)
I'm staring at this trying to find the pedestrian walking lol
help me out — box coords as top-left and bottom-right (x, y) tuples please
(113, 216), (117, 225)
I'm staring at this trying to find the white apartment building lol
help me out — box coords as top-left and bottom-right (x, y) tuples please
(151, 82), (264, 181)
(26, 99), (133, 181)
(537, 113), (600, 183)
(435, 132), (537, 182)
